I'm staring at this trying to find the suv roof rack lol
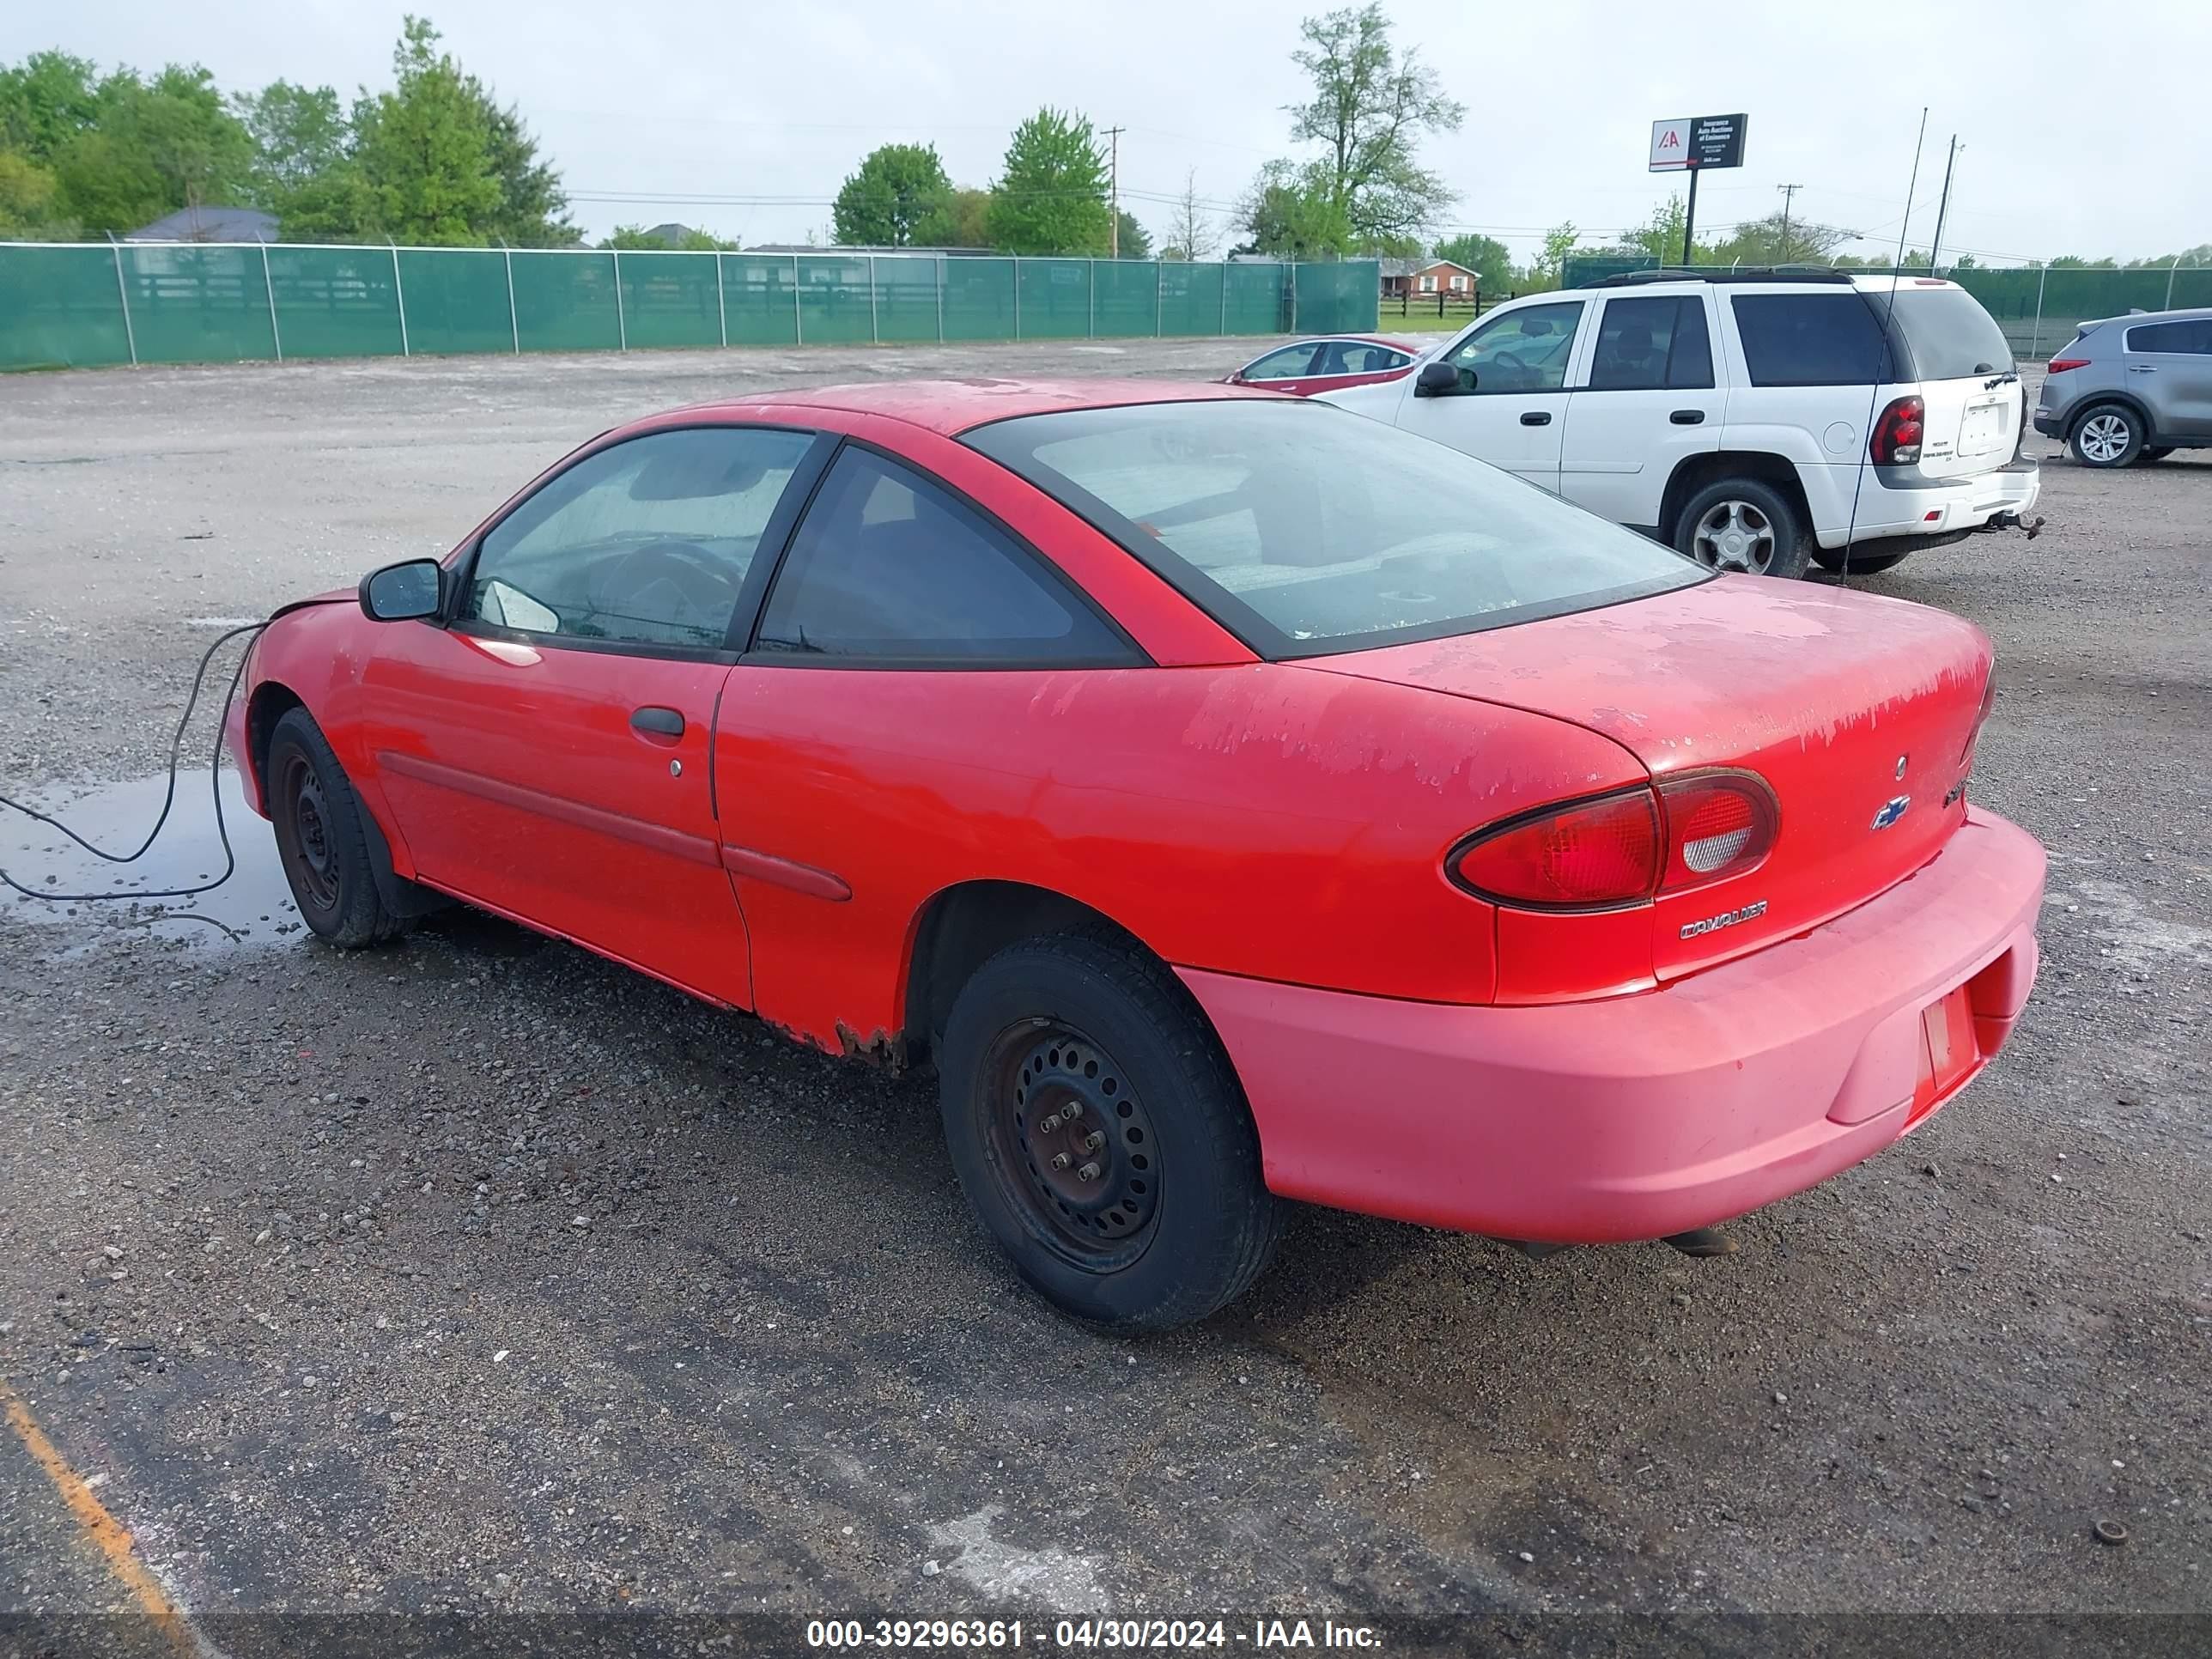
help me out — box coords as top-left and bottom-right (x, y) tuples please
(1578, 266), (1860, 289)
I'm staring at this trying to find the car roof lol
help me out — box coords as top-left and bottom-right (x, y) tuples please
(1251, 333), (1418, 351)
(695, 377), (1280, 435)
(2085, 306), (2212, 329)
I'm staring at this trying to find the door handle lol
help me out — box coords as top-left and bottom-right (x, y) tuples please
(1669, 409), (1707, 424)
(629, 706), (684, 738)
(1520, 410), (1553, 426)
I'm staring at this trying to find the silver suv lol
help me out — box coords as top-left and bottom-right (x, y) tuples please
(2034, 307), (2212, 467)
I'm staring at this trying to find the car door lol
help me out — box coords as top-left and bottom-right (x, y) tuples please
(1559, 293), (1723, 533)
(1391, 299), (1586, 490)
(1234, 341), (1324, 392)
(2124, 318), (2212, 437)
(711, 441), (1141, 1049)
(1303, 339), (1414, 396)
(362, 423), (829, 1006)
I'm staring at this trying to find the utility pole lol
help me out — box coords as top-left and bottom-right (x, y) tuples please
(1929, 137), (1960, 273)
(1106, 125), (1126, 258)
(1776, 183), (1802, 262)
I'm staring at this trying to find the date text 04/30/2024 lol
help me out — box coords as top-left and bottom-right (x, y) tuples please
(805, 1618), (1382, 1649)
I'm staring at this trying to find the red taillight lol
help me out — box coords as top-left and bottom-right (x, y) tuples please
(1450, 791), (1660, 908)
(1869, 395), (1926, 465)
(1449, 774), (1779, 910)
(2045, 357), (2089, 374)
(1656, 773), (1779, 892)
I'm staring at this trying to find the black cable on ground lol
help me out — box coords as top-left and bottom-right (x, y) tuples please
(0, 621), (264, 906)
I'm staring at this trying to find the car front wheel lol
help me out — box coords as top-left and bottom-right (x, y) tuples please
(2069, 404), (2142, 467)
(938, 934), (1279, 1329)
(266, 708), (409, 948)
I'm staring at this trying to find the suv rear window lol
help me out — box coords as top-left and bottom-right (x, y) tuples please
(964, 400), (1702, 658)
(1730, 293), (1890, 386)
(1889, 288), (2015, 379)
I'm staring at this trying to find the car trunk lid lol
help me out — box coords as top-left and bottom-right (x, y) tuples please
(1305, 576), (1993, 979)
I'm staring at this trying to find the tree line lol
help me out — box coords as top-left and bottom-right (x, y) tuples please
(0, 19), (574, 246)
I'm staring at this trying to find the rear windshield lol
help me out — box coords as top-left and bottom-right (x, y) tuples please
(1889, 288), (2015, 379)
(964, 399), (1703, 658)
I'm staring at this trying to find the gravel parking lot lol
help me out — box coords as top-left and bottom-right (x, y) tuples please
(2, 339), (2208, 1655)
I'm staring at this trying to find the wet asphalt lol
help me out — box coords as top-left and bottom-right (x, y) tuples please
(0, 341), (2207, 1655)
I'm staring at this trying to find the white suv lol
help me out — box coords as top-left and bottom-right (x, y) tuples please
(1316, 271), (2042, 578)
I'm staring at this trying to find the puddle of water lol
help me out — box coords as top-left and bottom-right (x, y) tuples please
(2, 769), (299, 952)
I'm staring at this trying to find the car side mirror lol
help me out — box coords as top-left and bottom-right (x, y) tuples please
(1414, 361), (1464, 398)
(359, 558), (444, 623)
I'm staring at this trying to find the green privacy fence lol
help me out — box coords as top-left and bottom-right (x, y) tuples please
(1558, 255), (2212, 360)
(0, 242), (1380, 371)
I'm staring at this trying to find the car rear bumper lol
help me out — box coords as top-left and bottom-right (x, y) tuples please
(1824, 459), (2041, 548)
(1179, 807), (2044, 1243)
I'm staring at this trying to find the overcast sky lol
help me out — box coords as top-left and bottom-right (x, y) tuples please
(9, 0), (2207, 262)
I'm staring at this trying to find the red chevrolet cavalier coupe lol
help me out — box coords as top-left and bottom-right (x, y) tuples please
(228, 379), (2044, 1328)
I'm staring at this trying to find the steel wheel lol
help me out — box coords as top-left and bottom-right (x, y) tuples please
(2075, 411), (2132, 465)
(1691, 498), (1778, 574)
(982, 1022), (1163, 1273)
(278, 751), (341, 916)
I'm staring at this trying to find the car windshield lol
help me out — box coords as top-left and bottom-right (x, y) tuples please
(966, 399), (1703, 657)
(1889, 288), (2016, 380)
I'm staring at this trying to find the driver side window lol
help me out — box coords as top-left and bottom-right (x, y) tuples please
(465, 427), (814, 652)
(1443, 301), (1585, 394)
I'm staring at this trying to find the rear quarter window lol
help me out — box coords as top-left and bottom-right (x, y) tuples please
(1889, 288), (2016, 380)
(1729, 293), (1890, 386)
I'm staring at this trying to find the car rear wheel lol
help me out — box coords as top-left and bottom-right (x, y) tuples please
(266, 708), (409, 948)
(1676, 479), (1809, 580)
(2069, 404), (2142, 467)
(1811, 546), (1911, 575)
(938, 933), (1279, 1329)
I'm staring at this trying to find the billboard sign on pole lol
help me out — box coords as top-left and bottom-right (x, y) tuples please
(1651, 114), (1748, 172)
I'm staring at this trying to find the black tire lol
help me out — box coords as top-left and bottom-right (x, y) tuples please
(2069, 403), (2143, 468)
(265, 708), (409, 948)
(1811, 546), (1911, 575)
(2141, 447), (2175, 462)
(1674, 477), (1810, 580)
(938, 933), (1279, 1329)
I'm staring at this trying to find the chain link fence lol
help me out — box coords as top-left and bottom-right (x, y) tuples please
(0, 243), (1381, 372)
(1557, 256), (2212, 361)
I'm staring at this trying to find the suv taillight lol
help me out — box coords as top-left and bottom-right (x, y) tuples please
(1869, 395), (1925, 465)
(2045, 357), (2089, 374)
(1449, 774), (1779, 910)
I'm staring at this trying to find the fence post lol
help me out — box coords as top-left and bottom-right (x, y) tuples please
(259, 240), (283, 363)
(1156, 259), (1163, 337)
(2030, 263), (2046, 362)
(869, 255), (878, 343)
(107, 236), (138, 367)
(936, 257), (945, 343)
(2167, 257), (2180, 311)
(793, 253), (803, 345)
(1012, 255), (1021, 340)
(612, 249), (627, 350)
(715, 252), (727, 349)
(503, 245), (519, 354)
(1220, 262), (1227, 335)
(1088, 258), (1095, 338)
(390, 242), (410, 357)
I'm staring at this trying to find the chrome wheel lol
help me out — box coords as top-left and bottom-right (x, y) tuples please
(1691, 499), (1778, 574)
(2075, 412), (2131, 464)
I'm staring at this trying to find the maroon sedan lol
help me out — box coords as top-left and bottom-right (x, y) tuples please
(1222, 333), (1424, 397)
